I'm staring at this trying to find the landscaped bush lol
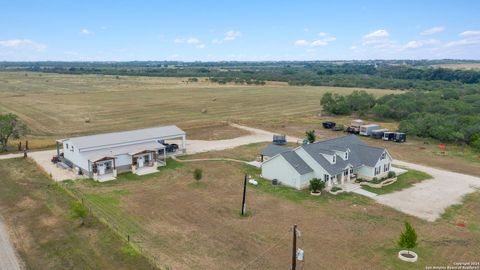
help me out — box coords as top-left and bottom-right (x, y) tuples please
(330, 186), (343, 192)
(398, 221), (418, 249)
(193, 168), (203, 181)
(309, 178), (325, 193)
(371, 177), (380, 184)
(388, 171), (396, 178)
(355, 178), (368, 183)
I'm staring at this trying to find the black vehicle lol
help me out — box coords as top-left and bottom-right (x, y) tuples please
(159, 142), (179, 153)
(332, 125), (344, 131)
(322, 121), (336, 129)
(394, 132), (407, 143)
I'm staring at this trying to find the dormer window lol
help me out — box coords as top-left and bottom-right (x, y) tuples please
(381, 152), (386, 160)
(332, 155), (336, 164)
(344, 152), (348, 160)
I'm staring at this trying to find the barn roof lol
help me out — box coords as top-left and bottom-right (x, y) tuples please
(62, 125), (185, 151)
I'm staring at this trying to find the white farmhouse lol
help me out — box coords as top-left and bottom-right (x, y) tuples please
(56, 125), (186, 181)
(261, 135), (392, 190)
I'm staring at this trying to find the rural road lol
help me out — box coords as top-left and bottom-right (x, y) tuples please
(376, 160), (480, 222)
(0, 216), (22, 270)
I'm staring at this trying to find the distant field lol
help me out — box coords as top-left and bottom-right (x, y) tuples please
(431, 63), (480, 70)
(0, 72), (397, 142)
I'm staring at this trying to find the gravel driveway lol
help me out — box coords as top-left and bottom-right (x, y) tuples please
(0, 217), (22, 270)
(173, 123), (299, 155)
(375, 160), (480, 222)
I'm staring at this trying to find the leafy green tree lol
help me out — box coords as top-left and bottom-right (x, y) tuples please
(470, 133), (480, 151)
(305, 130), (316, 143)
(309, 178), (325, 193)
(70, 201), (88, 226)
(193, 168), (203, 181)
(398, 221), (418, 249)
(0, 113), (27, 152)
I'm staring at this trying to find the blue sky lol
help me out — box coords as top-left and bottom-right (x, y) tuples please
(1, 0), (480, 61)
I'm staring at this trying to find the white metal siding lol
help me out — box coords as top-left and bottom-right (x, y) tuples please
(262, 155), (304, 189)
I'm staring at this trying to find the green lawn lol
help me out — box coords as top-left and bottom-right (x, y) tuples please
(362, 169), (432, 195)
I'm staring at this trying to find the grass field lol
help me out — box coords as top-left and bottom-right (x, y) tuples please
(65, 143), (480, 270)
(0, 158), (155, 270)
(0, 72), (396, 142)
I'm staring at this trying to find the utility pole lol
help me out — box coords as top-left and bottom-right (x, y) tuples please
(241, 174), (247, 215)
(292, 224), (297, 270)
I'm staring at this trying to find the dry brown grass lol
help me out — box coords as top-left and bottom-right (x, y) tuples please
(0, 158), (155, 270)
(0, 72), (396, 143)
(70, 144), (480, 270)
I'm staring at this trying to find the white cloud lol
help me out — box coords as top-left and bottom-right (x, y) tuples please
(196, 44), (206, 49)
(363, 29), (389, 40)
(212, 30), (242, 44)
(186, 37), (200, 44)
(174, 37), (201, 45)
(420, 26), (444, 35)
(224, 30), (241, 41)
(0, 39), (47, 51)
(445, 39), (480, 47)
(318, 32), (328, 37)
(294, 34), (336, 48)
(404, 39), (439, 49)
(459, 30), (480, 37)
(80, 29), (93, 35)
(294, 39), (309, 46)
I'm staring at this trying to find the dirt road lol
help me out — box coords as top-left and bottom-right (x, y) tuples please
(0, 217), (22, 270)
(376, 160), (480, 221)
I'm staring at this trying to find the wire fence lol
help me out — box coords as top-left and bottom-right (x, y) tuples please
(57, 181), (169, 270)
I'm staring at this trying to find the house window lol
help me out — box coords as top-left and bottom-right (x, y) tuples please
(384, 163), (390, 172)
(343, 170), (348, 176)
(344, 152), (348, 159)
(381, 152), (386, 160)
(324, 174), (330, 182)
(70, 145), (74, 152)
(375, 166), (381, 175)
(350, 168), (353, 174)
(66, 143), (69, 149)
(332, 155), (336, 163)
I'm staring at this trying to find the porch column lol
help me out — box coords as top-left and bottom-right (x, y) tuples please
(56, 141), (60, 157)
(347, 168), (351, 182)
(181, 135), (186, 154)
(341, 172), (345, 185)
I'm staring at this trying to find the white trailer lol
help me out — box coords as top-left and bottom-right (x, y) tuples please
(359, 124), (380, 136)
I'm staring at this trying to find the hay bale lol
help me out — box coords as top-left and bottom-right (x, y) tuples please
(84, 117), (91, 123)
(212, 98), (217, 102)
(201, 108), (207, 113)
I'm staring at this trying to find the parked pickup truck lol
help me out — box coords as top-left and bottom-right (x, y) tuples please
(161, 142), (179, 153)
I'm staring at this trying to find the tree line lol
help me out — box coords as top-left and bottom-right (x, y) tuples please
(320, 89), (480, 150)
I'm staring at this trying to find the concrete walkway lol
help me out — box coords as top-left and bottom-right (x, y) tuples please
(0, 217), (22, 270)
(0, 153), (23, 160)
(375, 160), (480, 222)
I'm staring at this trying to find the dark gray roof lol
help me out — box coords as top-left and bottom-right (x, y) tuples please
(260, 144), (290, 157)
(301, 135), (385, 175)
(280, 151), (313, 175)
